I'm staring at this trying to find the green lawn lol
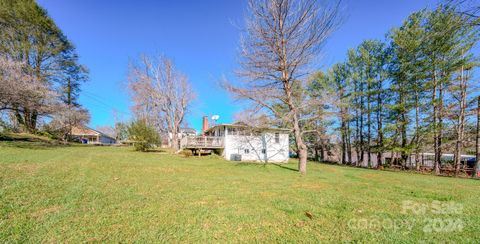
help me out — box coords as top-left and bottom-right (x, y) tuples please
(1, 142), (479, 242)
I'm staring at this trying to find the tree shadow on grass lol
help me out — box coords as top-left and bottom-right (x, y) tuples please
(0, 134), (70, 150)
(135, 148), (171, 153)
(234, 162), (298, 172)
(271, 163), (298, 172)
(0, 140), (70, 150)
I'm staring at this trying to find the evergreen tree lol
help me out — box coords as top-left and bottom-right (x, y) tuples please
(0, 0), (87, 132)
(347, 48), (365, 165)
(310, 65), (351, 164)
(315, 2), (479, 176)
(345, 40), (389, 167)
(423, 5), (477, 174)
(389, 11), (426, 168)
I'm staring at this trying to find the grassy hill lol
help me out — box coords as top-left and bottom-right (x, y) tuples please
(0, 142), (479, 242)
(0, 132), (63, 149)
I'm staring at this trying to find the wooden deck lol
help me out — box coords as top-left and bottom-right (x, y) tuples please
(180, 136), (224, 149)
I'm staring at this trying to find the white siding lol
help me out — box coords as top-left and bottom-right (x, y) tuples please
(99, 136), (116, 144)
(224, 132), (289, 163)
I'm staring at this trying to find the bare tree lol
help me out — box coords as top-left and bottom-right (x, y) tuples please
(446, 0), (480, 22)
(234, 109), (274, 128)
(127, 55), (196, 151)
(224, 0), (340, 174)
(48, 104), (90, 142)
(0, 56), (55, 121)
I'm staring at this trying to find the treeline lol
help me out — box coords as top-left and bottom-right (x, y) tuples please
(308, 4), (480, 176)
(0, 0), (89, 140)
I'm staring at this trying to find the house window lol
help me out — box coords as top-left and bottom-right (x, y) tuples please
(244, 149), (250, 154)
(274, 133), (280, 143)
(261, 149), (266, 154)
(228, 128), (237, 135)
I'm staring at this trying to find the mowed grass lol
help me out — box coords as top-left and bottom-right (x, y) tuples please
(1, 143), (479, 242)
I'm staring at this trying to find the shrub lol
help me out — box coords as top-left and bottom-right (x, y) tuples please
(180, 149), (193, 157)
(127, 120), (161, 152)
(35, 130), (55, 139)
(38, 124), (62, 140)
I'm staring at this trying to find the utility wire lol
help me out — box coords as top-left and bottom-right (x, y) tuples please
(81, 91), (131, 116)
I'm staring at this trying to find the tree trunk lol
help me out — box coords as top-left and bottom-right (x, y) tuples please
(28, 111), (38, 133)
(355, 110), (360, 165)
(292, 109), (307, 175)
(432, 69), (441, 175)
(298, 146), (307, 174)
(14, 109), (24, 130)
(283, 74), (307, 174)
(436, 78), (444, 175)
(400, 116), (408, 167)
(347, 121), (352, 164)
(399, 90), (408, 167)
(171, 128), (179, 151)
(341, 115), (347, 164)
(414, 91), (421, 171)
(354, 80), (361, 166)
(366, 76), (371, 168)
(367, 94), (371, 168)
(359, 95), (364, 166)
(376, 81), (383, 169)
(319, 143), (325, 162)
(474, 96), (480, 179)
(67, 78), (72, 105)
(454, 66), (466, 176)
(15, 108), (37, 133)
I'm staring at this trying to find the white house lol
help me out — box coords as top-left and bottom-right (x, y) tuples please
(181, 123), (290, 163)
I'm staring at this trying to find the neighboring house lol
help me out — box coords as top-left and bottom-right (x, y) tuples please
(180, 127), (197, 137)
(163, 127), (197, 148)
(71, 126), (116, 145)
(181, 122), (290, 163)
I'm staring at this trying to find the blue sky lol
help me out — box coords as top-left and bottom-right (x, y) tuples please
(37, 0), (439, 131)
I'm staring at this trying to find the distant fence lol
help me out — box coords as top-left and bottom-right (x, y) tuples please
(322, 151), (476, 169)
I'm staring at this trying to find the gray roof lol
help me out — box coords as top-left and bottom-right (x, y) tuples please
(180, 128), (197, 134)
(205, 123), (290, 133)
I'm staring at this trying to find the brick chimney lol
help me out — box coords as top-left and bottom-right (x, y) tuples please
(202, 116), (209, 135)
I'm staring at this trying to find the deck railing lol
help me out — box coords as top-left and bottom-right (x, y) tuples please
(181, 136), (224, 149)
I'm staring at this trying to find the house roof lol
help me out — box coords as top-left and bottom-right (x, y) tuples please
(205, 123), (290, 133)
(71, 126), (116, 140)
(180, 127), (197, 134)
